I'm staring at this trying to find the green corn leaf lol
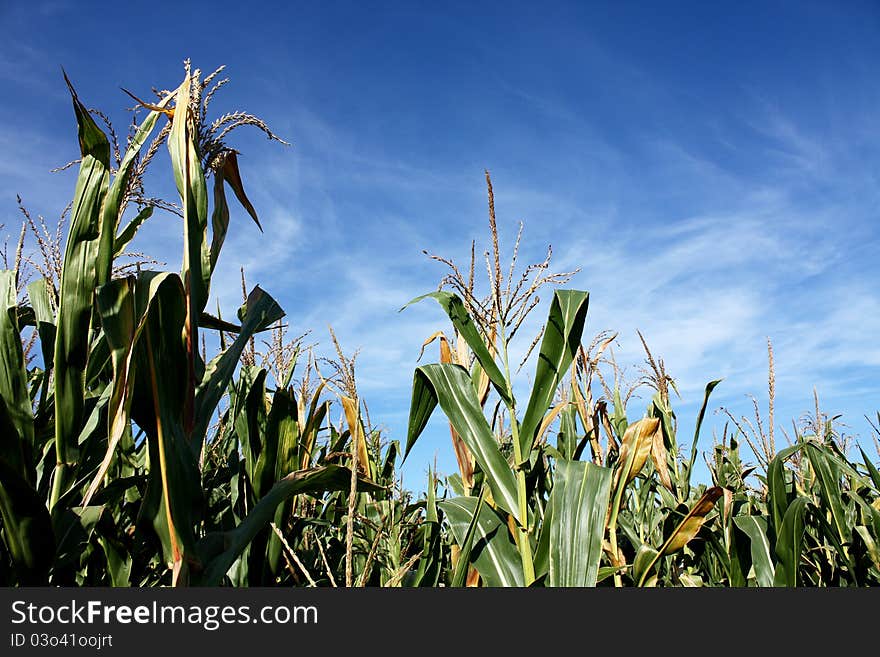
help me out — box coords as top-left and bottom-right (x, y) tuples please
(235, 369), (269, 486)
(0, 271), (34, 465)
(734, 515), (775, 587)
(767, 444), (801, 533)
(407, 363), (520, 522)
(197, 465), (383, 585)
(402, 292), (511, 403)
(518, 290), (589, 459)
(27, 278), (56, 369)
(193, 286), (284, 443)
(859, 447), (880, 491)
(448, 489), (485, 588)
(773, 497), (810, 587)
(533, 493), (553, 581)
(168, 74), (211, 319)
(439, 495), (524, 587)
(803, 441), (851, 544)
(855, 526), (880, 570)
(98, 94), (172, 286)
(268, 388), (300, 481)
(127, 272), (202, 575)
(633, 544), (660, 587)
(411, 468), (444, 587)
(548, 459), (613, 587)
(685, 379), (721, 499)
(114, 206), (154, 259)
(0, 452), (54, 585)
(98, 531), (132, 587)
(51, 75), (111, 508)
(51, 504), (105, 575)
(83, 277), (137, 505)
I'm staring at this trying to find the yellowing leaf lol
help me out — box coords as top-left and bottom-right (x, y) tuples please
(650, 423), (673, 492)
(659, 486), (723, 555)
(534, 401), (570, 448)
(341, 396), (370, 475)
(614, 418), (660, 488)
(636, 486), (723, 586)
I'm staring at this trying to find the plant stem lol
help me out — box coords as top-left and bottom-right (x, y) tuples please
(498, 323), (535, 586)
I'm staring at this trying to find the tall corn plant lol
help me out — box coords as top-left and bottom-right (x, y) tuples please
(0, 65), (379, 586)
(405, 173), (613, 586)
(404, 175), (752, 587)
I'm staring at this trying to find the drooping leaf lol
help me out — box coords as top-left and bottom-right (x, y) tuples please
(220, 150), (263, 231)
(402, 292), (511, 403)
(406, 363), (520, 522)
(637, 487), (722, 586)
(440, 495), (524, 587)
(26, 278), (56, 372)
(193, 286), (284, 443)
(659, 487), (723, 555)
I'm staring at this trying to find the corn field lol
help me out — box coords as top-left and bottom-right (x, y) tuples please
(1, 66), (878, 588)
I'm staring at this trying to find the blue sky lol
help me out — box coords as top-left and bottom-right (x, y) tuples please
(2, 1), (879, 489)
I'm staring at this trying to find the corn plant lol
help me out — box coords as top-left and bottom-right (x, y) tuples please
(405, 174), (880, 587)
(1, 64), (878, 589)
(0, 64), (384, 586)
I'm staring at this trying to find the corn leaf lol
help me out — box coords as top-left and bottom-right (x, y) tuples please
(402, 292), (511, 403)
(0, 427), (54, 584)
(439, 495), (524, 587)
(83, 277), (137, 505)
(197, 465), (382, 585)
(859, 447), (880, 491)
(548, 459), (613, 587)
(407, 363), (520, 522)
(684, 380), (721, 497)
(803, 441), (851, 544)
(114, 206), (154, 259)
(0, 271), (34, 460)
(128, 272), (201, 576)
(193, 286), (283, 443)
(221, 151), (263, 230)
(615, 418), (661, 488)
(52, 75), (111, 507)
(734, 515), (775, 587)
(767, 444), (801, 533)
(773, 497), (810, 586)
(633, 544), (659, 587)
(637, 486), (722, 586)
(97, 94), (172, 286)
(518, 290), (589, 459)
